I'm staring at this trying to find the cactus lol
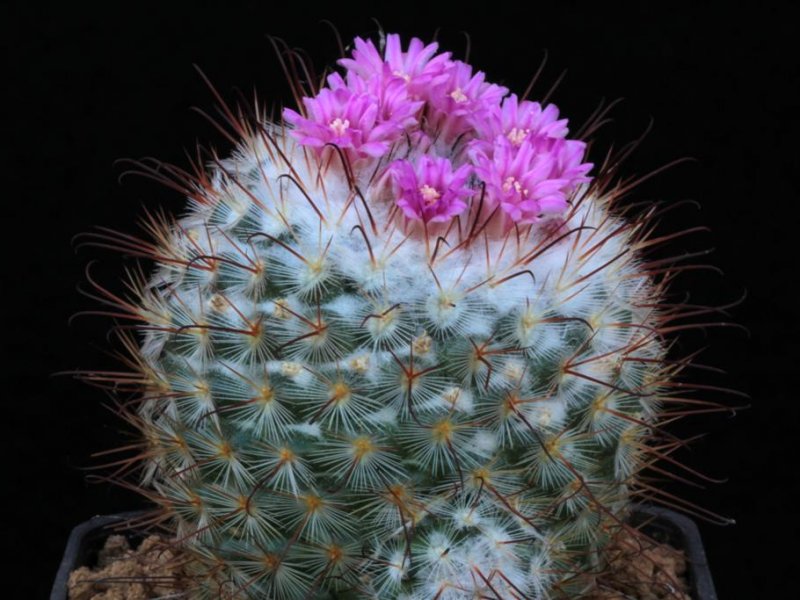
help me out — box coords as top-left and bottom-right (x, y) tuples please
(77, 32), (723, 599)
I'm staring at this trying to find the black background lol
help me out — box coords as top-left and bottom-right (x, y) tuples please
(7, 2), (798, 597)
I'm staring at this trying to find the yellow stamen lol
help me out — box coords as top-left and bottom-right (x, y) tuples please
(450, 88), (468, 103)
(329, 117), (350, 136)
(419, 184), (441, 205)
(507, 127), (529, 146)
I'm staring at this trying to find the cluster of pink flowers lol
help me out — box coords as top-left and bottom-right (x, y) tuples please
(282, 34), (593, 226)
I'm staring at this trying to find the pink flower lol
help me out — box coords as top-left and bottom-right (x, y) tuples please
(282, 33), (593, 229)
(428, 61), (509, 140)
(389, 156), (473, 223)
(555, 139), (594, 184)
(282, 86), (403, 158)
(338, 34), (452, 101)
(326, 72), (423, 130)
(473, 137), (590, 224)
(469, 94), (569, 156)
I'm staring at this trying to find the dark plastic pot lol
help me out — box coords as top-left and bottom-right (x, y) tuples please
(51, 511), (146, 600)
(631, 505), (718, 600)
(52, 505), (717, 600)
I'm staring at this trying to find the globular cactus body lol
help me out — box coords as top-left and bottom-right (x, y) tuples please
(91, 33), (687, 599)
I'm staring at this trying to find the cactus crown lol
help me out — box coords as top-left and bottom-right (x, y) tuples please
(77, 32), (724, 599)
